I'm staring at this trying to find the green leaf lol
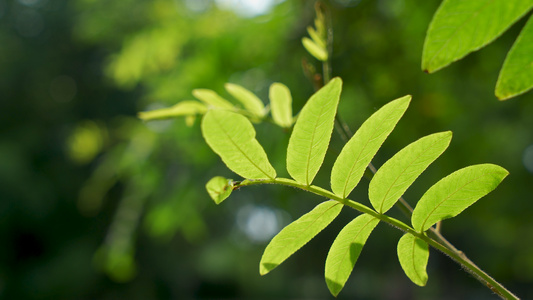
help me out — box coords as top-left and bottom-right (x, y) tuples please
(260, 200), (343, 275)
(287, 77), (342, 185)
(302, 37), (328, 62)
(397, 234), (429, 287)
(412, 164), (509, 232)
(369, 131), (452, 214)
(225, 83), (266, 118)
(422, 0), (533, 73)
(307, 26), (326, 48)
(193, 89), (235, 110)
(331, 95), (411, 199)
(201, 110), (276, 179)
(205, 176), (233, 204)
(325, 214), (379, 297)
(138, 101), (207, 121)
(496, 15), (533, 100)
(269, 83), (294, 128)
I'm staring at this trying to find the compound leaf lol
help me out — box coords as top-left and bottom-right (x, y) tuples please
(412, 164), (509, 232)
(287, 78), (342, 185)
(260, 200), (343, 275)
(269, 83), (294, 128)
(138, 100), (207, 121)
(397, 233), (429, 287)
(225, 83), (265, 118)
(205, 176), (234, 205)
(496, 15), (533, 100)
(422, 0), (533, 73)
(331, 95), (410, 199)
(201, 110), (276, 179)
(325, 214), (379, 297)
(302, 37), (328, 61)
(369, 131), (452, 214)
(193, 88), (235, 110)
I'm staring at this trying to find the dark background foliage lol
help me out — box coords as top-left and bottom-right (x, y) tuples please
(1, 0), (532, 299)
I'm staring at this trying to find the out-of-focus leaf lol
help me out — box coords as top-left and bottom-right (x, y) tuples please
(331, 95), (410, 199)
(369, 131), (452, 213)
(422, 0), (533, 73)
(260, 200), (343, 275)
(193, 89), (235, 109)
(225, 83), (265, 118)
(496, 15), (533, 100)
(287, 77), (342, 185)
(138, 101), (207, 121)
(397, 233), (429, 286)
(325, 214), (379, 297)
(302, 37), (328, 62)
(269, 83), (293, 128)
(307, 26), (325, 48)
(205, 176), (233, 204)
(412, 164), (509, 232)
(201, 110), (276, 179)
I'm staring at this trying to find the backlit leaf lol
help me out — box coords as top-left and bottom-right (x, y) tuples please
(496, 15), (533, 100)
(260, 200), (342, 275)
(331, 95), (410, 199)
(397, 234), (429, 287)
(205, 176), (233, 205)
(269, 83), (293, 128)
(193, 89), (235, 110)
(369, 131), (452, 213)
(138, 101), (207, 121)
(325, 214), (379, 297)
(422, 0), (533, 73)
(302, 37), (328, 62)
(225, 83), (265, 118)
(201, 110), (276, 179)
(412, 164), (509, 232)
(287, 77), (342, 185)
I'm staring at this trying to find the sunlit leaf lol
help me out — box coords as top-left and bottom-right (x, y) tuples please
(205, 176), (233, 204)
(269, 83), (293, 128)
(422, 0), (533, 73)
(412, 164), (509, 232)
(331, 95), (410, 199)
(397, 233), (429, 286)
(138, 101), (207, 121)
(325, 214), (379, 297)
(496, 15), (533, 100)
(193, 89), (235, 110)
(369, 131), (452, 213)
(201, 110), (276, 179)
(225, 83), (266, 118)
(287, 77), (342, 185)
(260, 200), (343, 275)
(307, 26), (325, 48)
(302, 37), (328, 62)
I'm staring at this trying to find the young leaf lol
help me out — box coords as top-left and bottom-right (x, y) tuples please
(397, 233), (429, 287)
(412, 164), (509, 232)
(260, 200), (342, 275)
(287, 77), (342, 185)
(331, 95), (411, 199)
(193, 89), (235, 110)
(302, 37), (328, 62)
(201, 110), (276, 179)
(369, 131), (452, 214)
(138, 101), (207, 121)
(307, 26), (326, 48)
(205, 176), (233, 205)
(325, 214), (379, 297)
(422, 0), (533, 73)
(269, 83), (293, 128)
(225, 83), (265, 118)
(496, 15), (533, 100)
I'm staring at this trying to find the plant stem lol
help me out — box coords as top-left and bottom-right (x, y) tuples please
(236, 178), (519, 300)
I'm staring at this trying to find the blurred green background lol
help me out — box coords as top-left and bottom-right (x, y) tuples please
(1, 0), (533, 299)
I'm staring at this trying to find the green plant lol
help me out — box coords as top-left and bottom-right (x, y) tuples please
(139, 4), (521, 299)
(423, 0), (533, 100)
